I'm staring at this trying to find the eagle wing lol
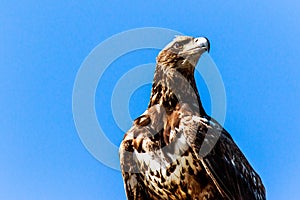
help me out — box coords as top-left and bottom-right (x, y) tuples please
(119, 124), (150, 200)
(119, 117), (152, 200)
(119, 104), (166, 200)
(200, 123), (266, 200)
(178, 105), (266, 200)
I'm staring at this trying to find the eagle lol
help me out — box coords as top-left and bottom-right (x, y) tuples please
(119, 36), (266, 200)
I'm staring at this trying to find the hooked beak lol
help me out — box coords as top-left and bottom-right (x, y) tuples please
(194, 37), (210, 53)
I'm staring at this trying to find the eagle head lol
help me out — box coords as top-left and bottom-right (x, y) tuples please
(157, 36), (210, 70)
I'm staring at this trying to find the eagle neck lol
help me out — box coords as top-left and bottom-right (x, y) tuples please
(148, 65), (207, 116)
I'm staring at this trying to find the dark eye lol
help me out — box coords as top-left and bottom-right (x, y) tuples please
(174, 42), (183, 49)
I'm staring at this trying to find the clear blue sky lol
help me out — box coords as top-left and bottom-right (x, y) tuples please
(1, 1), (300, 199)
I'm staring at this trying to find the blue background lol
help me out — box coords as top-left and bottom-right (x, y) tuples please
(1, 1), (300, 199)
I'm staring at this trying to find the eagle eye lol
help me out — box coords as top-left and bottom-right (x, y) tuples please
(174, 42), (183, 49)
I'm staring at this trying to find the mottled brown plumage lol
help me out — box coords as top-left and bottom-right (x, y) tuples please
(119, 36), (266, 199)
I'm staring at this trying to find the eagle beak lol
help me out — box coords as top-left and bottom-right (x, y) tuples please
(194, 37), (210, 53)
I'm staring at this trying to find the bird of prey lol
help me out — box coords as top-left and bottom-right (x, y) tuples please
(119, 36), (266, 200)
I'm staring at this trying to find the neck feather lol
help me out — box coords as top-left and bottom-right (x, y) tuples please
(148, 65), (207, 116)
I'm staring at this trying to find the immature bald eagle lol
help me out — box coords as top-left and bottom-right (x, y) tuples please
(119, 36), (266, 199)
